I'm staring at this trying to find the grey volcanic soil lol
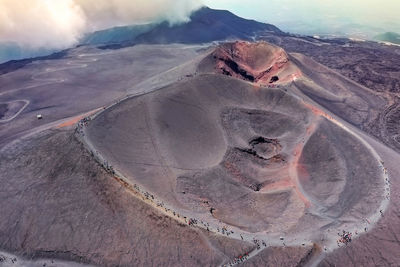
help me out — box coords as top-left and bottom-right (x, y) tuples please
(299, 118), (382, 218)
(0, 44), (206, 148)
(319, 134), (400, 266)
(0, 103), (7, 118)
(242, 246), (316, 267)
(86, 73), (384, 237)
(0, 100), (26, 121)
(86, 74), (309, 232)
(0, 39), (399, 266)
(0, 129), (255, 266)
(262, 34), (400, 154)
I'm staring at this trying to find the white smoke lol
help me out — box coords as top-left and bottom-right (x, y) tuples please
(0, 0), (204, 49)
(77, 0), (204, 30)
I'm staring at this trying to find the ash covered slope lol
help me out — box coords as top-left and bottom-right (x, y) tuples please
(198, 42), (400, 266)
(84, 41), (388, 265)
(0, 37), (398, 266)
(0, 130), (256, 266)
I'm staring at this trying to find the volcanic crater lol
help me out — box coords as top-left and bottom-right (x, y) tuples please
(200, 41), (302, 85)
(83, 41), (387, 249)
(1, 6), (399, 266)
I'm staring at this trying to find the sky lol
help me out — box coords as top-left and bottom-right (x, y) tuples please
(204, 0), (400, 38)
(0, 0), (399, 51)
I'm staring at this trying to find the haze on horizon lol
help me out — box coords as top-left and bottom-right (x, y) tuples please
(204, 0), (400, 38)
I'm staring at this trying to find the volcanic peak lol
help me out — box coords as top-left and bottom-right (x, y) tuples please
(211, 41), (301, 85)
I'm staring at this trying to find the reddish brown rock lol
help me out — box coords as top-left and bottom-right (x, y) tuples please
(203, 41), (302, 85)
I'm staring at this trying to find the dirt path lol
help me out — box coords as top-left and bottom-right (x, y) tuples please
(297, 90), (391, 266)
(0, 99), (29, 123)
(77, 78), (391, 265)
(0, 53), (107, 126)
(0, 107), (101, 153)
(3, 54), (386, 265)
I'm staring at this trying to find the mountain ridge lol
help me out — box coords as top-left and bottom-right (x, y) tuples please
(133, 7), (283, 44)
(0, 6), (284, 63)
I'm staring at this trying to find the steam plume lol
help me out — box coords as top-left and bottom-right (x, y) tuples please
(0, 0), (203, 49)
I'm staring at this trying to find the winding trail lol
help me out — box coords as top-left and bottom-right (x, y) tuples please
(0, 51), (123, 124)
(0, 99), (29, 123)
(1, 48), (390, 266)
(295, 93), (391, 266)
(77, 77), (391, 266)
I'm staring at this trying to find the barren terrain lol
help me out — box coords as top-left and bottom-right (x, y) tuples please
(0, 39), (399, 266)
(260, 34), (400, 154)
